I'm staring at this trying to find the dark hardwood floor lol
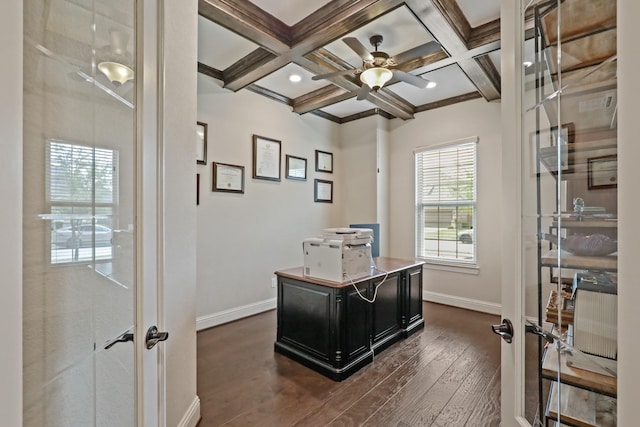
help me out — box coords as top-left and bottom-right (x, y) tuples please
(197, 302), (501, 427)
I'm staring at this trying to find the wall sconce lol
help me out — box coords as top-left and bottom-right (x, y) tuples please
(97, 30), (134, 85)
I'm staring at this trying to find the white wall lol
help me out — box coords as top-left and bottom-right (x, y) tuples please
(376, 116), (391, 256)
(0, 1), (22, 425)
(338, 116), (378, 224)
(388, 99), (503, 312)
(163, 1), (200, 425)
(337, 115), (391, 256)
(195, 78), (342, 327)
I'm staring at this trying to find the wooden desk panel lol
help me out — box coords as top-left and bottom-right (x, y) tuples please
(275, 258), (424, 381)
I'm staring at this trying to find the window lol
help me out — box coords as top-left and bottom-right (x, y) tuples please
(47, 140), (118, 264)
(415, 137), (477, 265)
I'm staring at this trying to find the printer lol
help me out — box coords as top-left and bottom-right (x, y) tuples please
(572, 272), (617, 359)
(303, 228), (373, 282)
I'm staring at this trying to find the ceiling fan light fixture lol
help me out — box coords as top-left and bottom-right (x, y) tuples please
(97, 61), (134, 85)
(97, 29), (134, 85)
(360, 67), (393, 90)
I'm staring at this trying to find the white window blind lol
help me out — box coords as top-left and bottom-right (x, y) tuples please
(47, 140), (117, 264)
(415, 138), (477, 264)
(47, 141), (115, 204)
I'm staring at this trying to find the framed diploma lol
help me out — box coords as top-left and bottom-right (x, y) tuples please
(212, 162), (245, 193)
(196, 122), (207, 165)
(315, 150), (333, 173)
(285, 155), (307, 181)
(588, 155), (617, 190)
(314, 179), (333, 203)
(252, 135), (281, 181)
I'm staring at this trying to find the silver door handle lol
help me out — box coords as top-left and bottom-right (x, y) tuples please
(145, 326), (169, 349)
(491, 319), (514, 343)
(104, 327), (134, 350)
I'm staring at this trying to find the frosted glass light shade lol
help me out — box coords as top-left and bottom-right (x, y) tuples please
(360, 67), (393, 90)
(98, 61), (134, 85)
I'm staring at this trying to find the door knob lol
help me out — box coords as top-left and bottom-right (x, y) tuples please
(145, 325), (169, 349)
(104, 327), (134, 350)
(525, 320), (555, 343)
(491, 318), (514, 343)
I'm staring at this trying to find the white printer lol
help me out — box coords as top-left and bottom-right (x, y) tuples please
(303, 228), (373, 282)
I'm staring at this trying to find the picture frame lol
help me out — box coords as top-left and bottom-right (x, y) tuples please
(588, 155), (617, 190)
(550, 123), (575, 146)
(285, 155), (307, 181)
(212, 162), (245, 193)
(196, 121), (208, 165)
(536, 123), (575, 177)
(252, 135), (281, 181)
(314, 179), (333, 203)
(315, 150), (333, 173)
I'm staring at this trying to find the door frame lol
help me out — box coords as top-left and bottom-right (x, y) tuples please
(500, 0), (528, 425)
(137, 0), (164, 425)
(0, 0), (23, 425)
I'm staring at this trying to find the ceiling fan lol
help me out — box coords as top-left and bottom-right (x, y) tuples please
(312, 35), (440, 100)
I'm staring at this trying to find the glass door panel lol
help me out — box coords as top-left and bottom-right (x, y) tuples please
(23, 0), (137, 426)
(522, 0), (618, 425)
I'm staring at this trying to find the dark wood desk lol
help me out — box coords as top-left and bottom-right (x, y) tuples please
(274, 257), (424, 381)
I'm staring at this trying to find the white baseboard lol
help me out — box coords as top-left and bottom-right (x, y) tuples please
(196, 298), (277, 331)
(177, 396), (200, 427)
(423, 290), (502, 315)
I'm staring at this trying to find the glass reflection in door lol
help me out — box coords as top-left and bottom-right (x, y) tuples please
(23, 0), (137, 426)
(522, 0), (618, 425)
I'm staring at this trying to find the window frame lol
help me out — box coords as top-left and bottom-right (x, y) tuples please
(414, 137), (478, 268)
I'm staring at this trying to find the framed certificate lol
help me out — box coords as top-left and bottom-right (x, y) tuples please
(588, 155), (617, 190)
(252, 135), (281, 181)
(315, 150), (333, 173)
(285, 155), (307, 181)
(314, 179), (333, 203)
(212, 162), (245, 193)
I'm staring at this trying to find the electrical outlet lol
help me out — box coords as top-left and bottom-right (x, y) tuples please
(271, 277), (277, 288)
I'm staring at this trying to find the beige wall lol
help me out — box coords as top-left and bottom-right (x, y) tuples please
(389, 98), (504, 311)
(195, 79), (342, 326)
(338, 116), (379, 225)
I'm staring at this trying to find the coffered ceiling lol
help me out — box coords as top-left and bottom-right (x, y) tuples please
(197, 0), (504, 123)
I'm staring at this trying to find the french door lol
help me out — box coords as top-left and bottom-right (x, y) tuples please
(22, 1), (164, 425)
(501, 1), (618, 426)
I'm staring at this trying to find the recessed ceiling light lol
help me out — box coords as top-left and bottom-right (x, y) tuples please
(523, 61), (533, 68)
(289, 74), (302, 83)
(426, 81), (437, 89)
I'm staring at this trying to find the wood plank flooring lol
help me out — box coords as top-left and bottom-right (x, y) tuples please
(197, 302), (501, 427)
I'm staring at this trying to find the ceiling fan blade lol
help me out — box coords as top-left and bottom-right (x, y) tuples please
(391, 41), (441, 65)
(356, 84), (371, 101)
(392, 70), (430, 88)
(343, 37), (374, 61)
(312, 69), (360, 80)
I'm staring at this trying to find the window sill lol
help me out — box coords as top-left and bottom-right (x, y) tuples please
(419, 259), (480, 275)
